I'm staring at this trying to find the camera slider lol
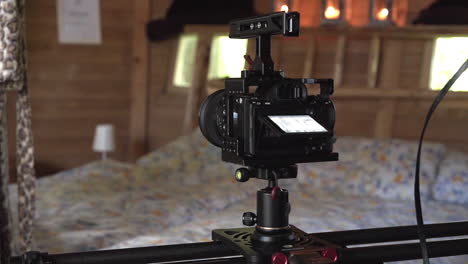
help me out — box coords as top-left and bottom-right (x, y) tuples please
(12, 222), (468, 264)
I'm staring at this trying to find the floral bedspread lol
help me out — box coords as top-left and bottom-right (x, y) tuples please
(6, 131), (468, 264)
(110, 186), (468, 264)
(9, 160), (262, 253)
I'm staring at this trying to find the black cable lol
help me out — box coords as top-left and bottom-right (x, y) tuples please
(415, 58), (468, 264)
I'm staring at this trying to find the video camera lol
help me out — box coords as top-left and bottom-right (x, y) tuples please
(199, 12), (338, 171)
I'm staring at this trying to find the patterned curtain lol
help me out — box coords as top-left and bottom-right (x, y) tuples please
(0, 0), (36, 263)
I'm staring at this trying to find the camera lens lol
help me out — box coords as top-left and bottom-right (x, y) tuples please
(199, 89), (226, 147)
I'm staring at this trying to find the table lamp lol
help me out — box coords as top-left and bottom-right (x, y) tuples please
(93, 124), (115, 161)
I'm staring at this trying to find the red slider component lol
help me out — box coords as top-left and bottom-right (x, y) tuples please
(271, 186), (280, 200)
(244, 55), (254, 70)
(272, 252), (288, 264)
(320, 248), (338, 262)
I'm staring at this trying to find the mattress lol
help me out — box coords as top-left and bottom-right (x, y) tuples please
(108, 183), (468, 264)
(6, 132), (468, 264)
(20, 163), (468, 264)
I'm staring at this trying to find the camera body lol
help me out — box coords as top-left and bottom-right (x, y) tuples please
(199, 12), (338, 169)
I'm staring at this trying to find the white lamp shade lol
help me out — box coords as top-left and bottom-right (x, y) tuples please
(93, 124), (115, 152)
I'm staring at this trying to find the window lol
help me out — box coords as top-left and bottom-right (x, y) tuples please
(173, 34), (198, 88)
(430, 37), (468, 92)
(207, 36), (248, 80)
(172, 34), (248, 88)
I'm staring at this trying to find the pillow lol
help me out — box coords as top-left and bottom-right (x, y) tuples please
(137, 129), (238, 185)
(297, 159), (379, 196)
(137, 130), (219, 166)
(298, 137), (447, 201)
(359, 139), (446, 201)
(297, 137), (379, 196)
(433, 150), (468, 204)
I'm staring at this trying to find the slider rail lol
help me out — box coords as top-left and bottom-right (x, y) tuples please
(339, 238), (468, 263)
(313, 221), (468, 246)
(10, 242), (242, 264)
(10, 222), (468, 264)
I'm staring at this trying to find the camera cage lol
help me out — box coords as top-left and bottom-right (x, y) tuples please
(200, 12), (339, 170)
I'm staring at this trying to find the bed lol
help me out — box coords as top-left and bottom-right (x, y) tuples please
(8, 130), (468, 264)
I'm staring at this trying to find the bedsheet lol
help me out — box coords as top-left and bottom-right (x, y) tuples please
(109, 184), (468, 264)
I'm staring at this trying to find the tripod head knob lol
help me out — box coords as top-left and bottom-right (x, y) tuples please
(235, 168), (251, 182)
(242, 212), (257, 226)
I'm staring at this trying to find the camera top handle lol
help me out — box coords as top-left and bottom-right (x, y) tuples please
(229, 12), (300, 75)
(227, 13), (333, 99)
(229, 12), (300, 39)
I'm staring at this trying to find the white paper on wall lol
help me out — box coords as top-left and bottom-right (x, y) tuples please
(57, 0), (102, 44)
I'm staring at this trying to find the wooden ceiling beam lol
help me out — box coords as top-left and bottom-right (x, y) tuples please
(128, 0), (152, 161)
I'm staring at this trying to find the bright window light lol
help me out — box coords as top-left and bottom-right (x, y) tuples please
(173, 34), (198, 88)
(208, 36), (248, 80)
(430, 37), (468, 92)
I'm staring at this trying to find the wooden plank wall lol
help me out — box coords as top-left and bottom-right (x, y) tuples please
(146, 0), (185, 150)
(286, 28), (468, 152)
(147, 36), (185, 150)
(166, 26), (468, 154)
(16, 0), (440, 177)
(128, 1), (152, 160)
(145, 0), (458, 155)
(270, 0), (433, 27)
(24, 0), (134, 176)
(146, 0), (222, 150)
(294, 28), (468, 151)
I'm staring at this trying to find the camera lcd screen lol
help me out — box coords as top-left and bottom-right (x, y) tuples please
(268, 115), (328, 133)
